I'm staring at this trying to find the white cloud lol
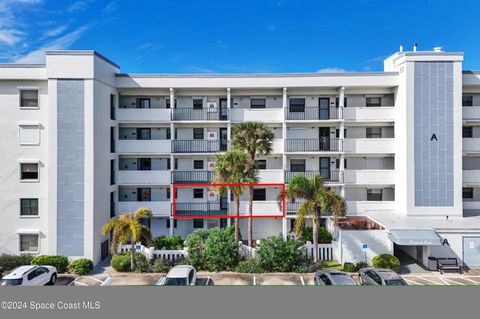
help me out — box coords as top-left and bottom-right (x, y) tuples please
(45, 24), (69, 37)
(316, 67), (348, 73)
(68, 0), (92, 13)
(0, 29), (22, 45)
(103, 1), (117, 14)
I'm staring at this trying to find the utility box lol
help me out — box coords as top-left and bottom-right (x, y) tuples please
(428, 257), (437, 271)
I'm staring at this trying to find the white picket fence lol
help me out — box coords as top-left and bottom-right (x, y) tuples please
(239, 243), (256, 258)
(118, 244), (188, 262)
(302, 241), (335, 261)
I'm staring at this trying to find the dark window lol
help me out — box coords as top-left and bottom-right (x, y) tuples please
(20, 234), (38, 252)
(289, 98), (305, 112)
(110, 94), (116, 120)
(336, 159), (340, 169)
(344, 159), (347, 169)
(193, 188), (204, 199)
(366, 97), (381, 107)
(139, 158), (151, 170)
(166, 219), (177, 228)
(138, 188), (151, 201)
(193, 219), (204, 228)
(193, 128), (204, 140)
(290, 219), (296, 232)
(166, 98), (173, 109)
(463, 127), (473, 138)
(256, 160), (267, 170)
(167, 188), (171, 199)
(253, 188), (266, 201)
(193, 160), (204, 169)
(335, 97), (347, 107)
(137, 98), (151, 109)
(193, 98), (203, 109)
(462, 95), (473, 107)
(290, 159), (306, 172)
(137, 128), (151, 140)
(366, 127), (382, 138)
(167, 158), (171, 170)
(220, 218), (228, 228)
(20, 198), (38, 216)
(319, 274), (333, 285)
(367, 189), (383, 201)
(20, 163), (38, 180)
(463, 187), (474, 199)
(166, 128), (171, 140)
(174, 128), (178, 139)
(110, 160), (115, 185)
(174, 158), (178, 170)
(20, 90), (38, 108)
(251, 98), (266, 109)
(110, 192), (115, 218)
(110, 127), (115, 153)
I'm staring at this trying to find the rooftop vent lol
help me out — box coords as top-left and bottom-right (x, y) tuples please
(434, 47), (443, 52)
(413, 43), (417, 52)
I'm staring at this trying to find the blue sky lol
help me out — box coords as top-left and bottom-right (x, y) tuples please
(1, 0), (480, 73)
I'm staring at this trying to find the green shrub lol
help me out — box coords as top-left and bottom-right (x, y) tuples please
(235, 259), (259, 273)
(134, 253), (151, 273)
(355, 262), (369, 271)
(299, 227), (333, 243)
(372, 254), (400, 272)
(111, 254), (131, 272)
(295, 260), (323, 273)
(342, 262), (356, 273)
(256, 236), (303, 272)
(31, 255), (69, 273)
(151, 259), (169, 273)
(67, 259), (93, 275)
(152, 236), (184, 250)
(0, 254), (34, 271)
(185, 229), (210, 269)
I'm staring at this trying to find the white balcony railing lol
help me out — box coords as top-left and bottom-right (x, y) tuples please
(117, 140), (171, 154)
(343, 107), (395, 122)
(346, 201), (396, 215)
(229, 201), (283, 217)
(464, 201), (480, 210)
(117, 108), (171, 122)
(117, 201), (171, 217)
(344, 170), (395, 185)
(463, 107), (480, 121)
(463, 138), (480, 153)
(463, 170), (480, 185)
(257, 170), (284, 183)
(231, 108), (283, 122)
(344, 138), (395, 154)
(117, 170), (171, 185)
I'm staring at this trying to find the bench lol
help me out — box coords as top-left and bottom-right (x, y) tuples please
(437, 258), (462, 274)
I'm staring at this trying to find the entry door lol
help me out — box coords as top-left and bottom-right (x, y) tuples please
(463, 237), (480, 266)
(138, 188), (151, 202)
(101, 240), (109, 260)
(220, 128), (228, 151)
(319, 128), (330, 151)
(319, 98), (330, 120)
(219, 98), (228, 120)
(319, 157), (330, 180)
(416, 246), (423, 263)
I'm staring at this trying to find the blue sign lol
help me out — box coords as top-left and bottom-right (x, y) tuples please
(135, 245), (141, 251)
(362, 244), (368, 249)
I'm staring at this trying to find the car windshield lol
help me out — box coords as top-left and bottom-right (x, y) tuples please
(331, 274), (355, 285)
(164, 277), (188, 286)
(385, 279), (407, 286)
(1, 278), (23, 286)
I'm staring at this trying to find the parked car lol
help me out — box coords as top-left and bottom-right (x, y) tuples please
(158, 265), (197, 286)
(314, 271), (356, 286)
(358, 268), (407, 286)
(0, 265), (57, 286)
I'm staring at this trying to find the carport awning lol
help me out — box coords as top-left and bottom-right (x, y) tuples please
(389, 229), (442, 246)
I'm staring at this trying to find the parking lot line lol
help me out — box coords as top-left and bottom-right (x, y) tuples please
(458, 277), (480, 285)
(88, 276), (105, 283)
(69, 278), (88, 286)
(101, 276), (112, 286)
(414, 276), (441, 285)
(402, 278), (422, 285)
(443, 278), (466, 285)
(253, 276), (256, 286)
(300, 276), (305, 286)
(438, 276), (451, 285)
(156, 278), (164, 286)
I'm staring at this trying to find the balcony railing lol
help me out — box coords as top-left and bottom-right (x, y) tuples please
(285, 170), (343, 183)
(285, 138), (342, 152)
(172, 171), (214, 183)
(286, 107), (342, 120)
(172, 108), (228, 121)
(286, 201), (331, 216)
(172, 140), (228, 153)
(175, 202), (228, 216)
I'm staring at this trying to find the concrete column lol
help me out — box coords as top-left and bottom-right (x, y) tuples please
(169, 88), (175, 234)
(226, 88), (232, 218)
(282, 217), (288, 240)
(169, 217), (174, 236)
(338, 87), (346, 198)
(282, 87), (288, 240)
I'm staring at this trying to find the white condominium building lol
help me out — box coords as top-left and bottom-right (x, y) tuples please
(1, 48), (480, 268)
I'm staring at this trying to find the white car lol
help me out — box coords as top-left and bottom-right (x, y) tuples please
(158, 265), (197, 286)
(0, 265), (57, 286)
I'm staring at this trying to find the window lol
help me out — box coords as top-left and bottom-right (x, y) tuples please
(366, 127), (382, 138)
(110, 94), (116, 120)
(20, 198), (38, 216)
(319, 274), (333, 286)
(20, 234), (38, 252)
(137, 128), (151, 140)
(220, 218), (228, 228)
(193, 98), (203, 109)
(20, 90), (38, 108)
(290, 159), (306, 172)
(139, 158), (151, 171)
(289, 98), (305, 112)
(335, 97), (347, 107)
(366, 97), (381, 107)
(167, 158), (171, 170)
(367, 189), (383, 201)
(110, 127), (115, 153)
(463, 127), (473, 138)
(20, 163), (38, 180)
(166, 219), (177, 228)
(110, 160), (115, 185)
(110, 192), (115, 218)
(138, 188), (151, 201)
(19, 125), (40, 145)
(174, 158), (178, 170)
(463, 187), (474, 199)
(193, 128), (204, 140)
(256, 160), (267, 170)
(193, 188), (204, 199)
(137, 98), (151, 109)
(193, 219), (204, 228)
(166, 98), (176, 109)
(253, 188), (266, 201)
(167, 187), (171, 199)
(166, 128), (171, 140)
(188, 269), (195, 284)
(290, 219), (296, 232)
(462, 95), (473, 107)
(251, 98), (266, 109)
(193, 160), (204, 169)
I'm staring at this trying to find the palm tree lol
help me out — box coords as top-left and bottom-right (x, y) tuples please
(101, 208), (152, 271)
(284, 175), (347, 262)
(231, 122), (274, 247)
(212, 149), (254, 244)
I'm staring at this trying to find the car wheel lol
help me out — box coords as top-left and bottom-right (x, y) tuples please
(49, 273), (57, 286)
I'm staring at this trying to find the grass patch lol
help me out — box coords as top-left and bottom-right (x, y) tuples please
(322, 261), (343, 271)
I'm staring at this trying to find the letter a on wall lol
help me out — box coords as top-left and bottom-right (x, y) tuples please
(431, 133), (438, 141)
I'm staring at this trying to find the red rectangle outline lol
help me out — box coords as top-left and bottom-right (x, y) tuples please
(172, 183), (286, 219)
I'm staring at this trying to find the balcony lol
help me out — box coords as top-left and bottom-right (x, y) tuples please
(344, 138), (395, 154)
(286, 201), (332, 216)
(117, 140), (171, 154)
(172, 140), (228, 153)
(285, 170), (343, 184)
(286, 107), (342, 121)
(117, 201), (171, 217)
(172, 171), (214, 184)
(343, 107), (395, 122)
(285, 138), (343, 152)
(231, 108), (283, 122)
(463, 107), (480, 123)
(175, 202), (228, 216)
(344, 170), (395, 185)
(463, 138), (480, 154)
(257, 169), (284, 183)
(117, 170), (171, 185)
(464, 201), (480, 210)
(346, 200), (396, 214)
(172, 108), (228, 121)
(231, 201), (283, 217)
(117, 108), (171, 122)
(463, 170), (480, 186)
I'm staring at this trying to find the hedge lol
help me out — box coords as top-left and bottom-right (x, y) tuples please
(111, 254), (131, 272)
(255, 236), (303, 272)
(0, 254), (34, 271)
(31, 255), (69, 273)
(152, 236), (184, 250)
(372, 254), (400, 272)
(67, 259), (93, 275)
(299, 227), (333, 243)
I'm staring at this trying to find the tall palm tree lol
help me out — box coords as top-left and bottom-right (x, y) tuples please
(101, 208), (152, 271)
(231, 122), (274, 247)
(212, 149), (254, 244)
(284, 175), (347, 262)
